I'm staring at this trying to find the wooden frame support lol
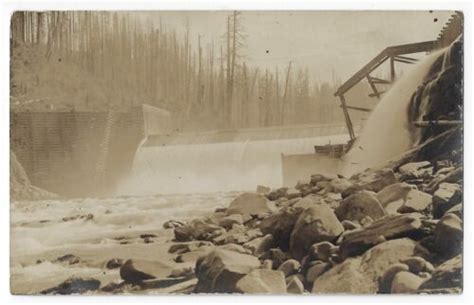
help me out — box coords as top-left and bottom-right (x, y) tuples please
(338, 94), (356, 140)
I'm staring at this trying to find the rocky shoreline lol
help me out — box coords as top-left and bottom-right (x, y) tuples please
(38, 141), (462, 294)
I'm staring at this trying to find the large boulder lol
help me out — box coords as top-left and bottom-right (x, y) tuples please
(344, 168), (397, 197)
(41, 277), (101, 295)
(260, 206), (301, 251)
(418, 255), (462, 292)
(120, 259), (174, 284)
(335, 190), (386, 222)
(390, 271), (425, 293)
(243, 234), (274, 256)
(339, 213), (424, 258)
(289, 203), (344, 259)
(234, 269), (287, 293)
(194, 249), (260, 293)
(433, 213), (462, 258)
(397, 190), (433, 214)
(432, 183), (462, 218)
(312, 238), (428, 294)
(266, 187), (288, 201)
(376, 182), (417, 207)
(227, 193), (276, 216)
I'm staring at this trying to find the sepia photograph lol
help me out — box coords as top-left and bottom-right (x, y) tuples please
(8, 7), (463, 296)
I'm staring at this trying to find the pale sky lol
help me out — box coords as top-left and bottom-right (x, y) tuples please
(138, 11), (454, 82)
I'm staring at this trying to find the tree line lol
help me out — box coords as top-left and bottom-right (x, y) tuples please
(10, 11), (370, 130)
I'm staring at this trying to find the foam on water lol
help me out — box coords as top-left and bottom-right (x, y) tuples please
(119, 134), (350, 195)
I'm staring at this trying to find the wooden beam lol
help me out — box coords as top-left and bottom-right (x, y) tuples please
(369, 91), (386, 97)
(338, 95), (356, 140)
(340, 104), (372, 112)
(390, 56), (395, 82)
(413, 120), (462, 127)
(367, 75), (381, 99)
(335, 41), (435, 96)
(394, 55), (418, 62)
(368, 76), (391, 85)
(393, 57), (417, 65)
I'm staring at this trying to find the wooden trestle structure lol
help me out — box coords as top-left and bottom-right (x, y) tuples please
(334, 11), (463, 142)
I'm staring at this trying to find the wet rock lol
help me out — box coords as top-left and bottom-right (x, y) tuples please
(360, 215), (375, 228)
(62, 213), (94, 222)
(286, 275), (305, 294)
(376, 183), (417, 207)
(308, 241), (337, 262)
(56, 254), (81, 265)
(170, 266), (194, 278)
(105, 258), (124, 269)
(329, 178), (354, 194)
(41, 277), (101, 295)
(235, 269), (287, 294)
(278, 259), (300, 277)
(391, 271), (425, 293)
(100, 281), (129, 293)
(399, 161), (432, 179)
(400, 256), (433, 274)
(256, 185), (271, 194)
(310, 173), (337, 186)
(269, 248), (290, 269)
(446, 203), (462, 218)
(140, 233), (157, 239)
(120, 259), (173, 284)
(168, 241), (213, 254)
(341, 220), (360, 231)
(143, 237), (154, 243)
(295, 180), (310, 191)
(339, 213), (423, 259)
(174, 219), (225, 242)
(266, 187), (288, 201)
(424, 166), (462, 194)
(432, 183), (462, 218)
(227, 192), (276, 216)
(335, 190), (386, 222)
(433, 213), (462, 257)
(289, 203), (344, 259)
(174, 247), (213, 263)
(397, 190), (432, 214)
(243, 234), (274, 256)
(260, 206), (300, 251)
(379, 263), (410, 293)
(345, 168), (397, 197)
(262, 259), (273, 270)
(313, 238), (428, 294)
(418, 254), (462, 291)
(218, 214), (244, 230)
(195, 249), (260, 293)
(306, 261), (330, 283)
(286, 188), (302, 200)
(219, 243), (252, 255)
(215, 206), (227, 213)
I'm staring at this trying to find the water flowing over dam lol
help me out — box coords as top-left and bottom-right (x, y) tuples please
(342, 47), (450, 175)
(118, 125), (352, 195)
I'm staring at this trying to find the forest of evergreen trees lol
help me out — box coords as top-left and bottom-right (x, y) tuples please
(10, 11), (371, 131)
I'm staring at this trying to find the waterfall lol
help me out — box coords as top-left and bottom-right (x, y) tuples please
(341, 47), (451, 176)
